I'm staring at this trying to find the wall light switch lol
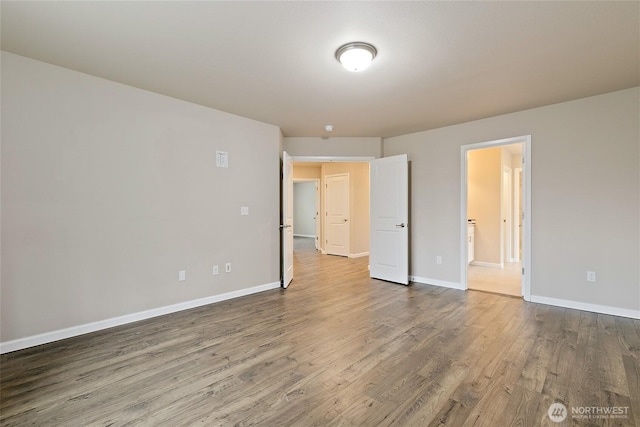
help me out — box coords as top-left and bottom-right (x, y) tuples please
(586, 271), (596, 282)
(241, 206), (249, 216)
(225, 262), (232, 273)
(213, 265), (219, 276)
(178, 270), (186, 281)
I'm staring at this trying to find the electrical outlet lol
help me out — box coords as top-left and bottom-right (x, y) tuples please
(586, 271), (596, 282)
(178, 270), (186, 281)
(225, 262), (232, 273)
(213, 265), (219, 276)
(240, 206), (249, 216)
(436, 256), (442, 265)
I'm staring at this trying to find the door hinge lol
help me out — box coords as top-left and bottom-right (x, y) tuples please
(522, 157), (526, 164)
(522, 268), (525, 275)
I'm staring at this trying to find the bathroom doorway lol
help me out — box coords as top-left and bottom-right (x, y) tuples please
(461, 136), (531, 299)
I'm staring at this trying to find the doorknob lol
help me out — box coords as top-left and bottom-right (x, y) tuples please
(395, 223), (406, 228)
(279, 224), (292, 229)
(344, 219), (348, 222)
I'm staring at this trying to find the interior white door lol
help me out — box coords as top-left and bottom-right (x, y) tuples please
(324, 173), (350, 256)
(281, 151), (294, 288)
(370, 155), (409, 285)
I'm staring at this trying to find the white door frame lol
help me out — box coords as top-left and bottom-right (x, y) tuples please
(291, 156), (375, 163)
(294, 178), (321, 250)
(513, 167), (522, 262)
(461, 136), (531, 300)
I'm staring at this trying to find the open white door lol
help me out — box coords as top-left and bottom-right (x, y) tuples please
(370, 155), (409, 285)
(315, 181), (321, 251)
(281, 151), (294, 288)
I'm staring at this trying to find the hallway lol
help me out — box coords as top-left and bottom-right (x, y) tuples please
(468, 262), (522, 297)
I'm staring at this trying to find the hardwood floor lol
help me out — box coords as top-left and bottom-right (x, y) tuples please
(1, 237), (639, 426)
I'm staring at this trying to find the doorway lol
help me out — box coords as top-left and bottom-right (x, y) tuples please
(291, 158), (372, 259)
(293, 180), (320, 250)
(283, 154), (409, 287)
(461, 136), (531, 300)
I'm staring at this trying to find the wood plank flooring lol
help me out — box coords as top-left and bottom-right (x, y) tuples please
(1, 237), (639, 426)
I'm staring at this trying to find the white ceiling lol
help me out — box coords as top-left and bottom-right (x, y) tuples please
(1, 1), (638, 138)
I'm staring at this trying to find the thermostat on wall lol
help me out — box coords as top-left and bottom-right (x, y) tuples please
(216, 151), (229, 168)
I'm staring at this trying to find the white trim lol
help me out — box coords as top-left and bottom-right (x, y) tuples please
(291, 156), (375, 163)
(530, 295), (640, 320)
(410, 275), (465, 290)
(461, 135), (531, 301)
(513, 167), (522, 262)
(470, 261), (504, 269)
(348, 252), (369, 258)
(294, 234), (316, 238)
(0, 281), (281, 354)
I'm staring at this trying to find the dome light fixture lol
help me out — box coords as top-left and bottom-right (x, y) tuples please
(335, 42), (377, 72)
(324, 124), (334, 132)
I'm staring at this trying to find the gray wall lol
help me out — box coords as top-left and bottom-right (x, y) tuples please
(1, 52), (281, 342)
(385, 87), (639, 313)
(284, 137), (382, 158)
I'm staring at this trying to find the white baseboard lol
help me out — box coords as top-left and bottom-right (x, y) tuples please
(410, 275), (465, 290)
(0, 281), (281, 354)
(348, 252), (369, 259)
(470, 261), (503, 269)
(530, 295), (640, 319)
(293, 234), (315, 238)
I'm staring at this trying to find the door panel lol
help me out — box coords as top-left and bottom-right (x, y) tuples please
(315, 181), (321, 251)
(281, 152), (293, 288)
(325, 173), (350, 256)
(370, 155), (409, 284)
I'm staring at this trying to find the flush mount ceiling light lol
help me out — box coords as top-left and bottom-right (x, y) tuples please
(324, 124), (334, 132)
(335, 42), (377, 72)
